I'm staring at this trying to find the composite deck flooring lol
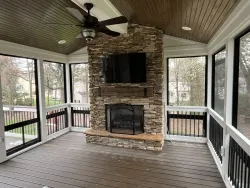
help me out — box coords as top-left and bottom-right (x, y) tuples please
(0, 132), (225, 188)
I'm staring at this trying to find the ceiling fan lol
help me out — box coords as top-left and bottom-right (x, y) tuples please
(59, 3), (128, 42)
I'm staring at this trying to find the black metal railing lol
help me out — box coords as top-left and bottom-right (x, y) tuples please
(71, 107), (90, 128)
(4, 107), (37, 126)
(4, 107), (40, 155)
(167, 111), (207, 137)
(228, 137), (250, 188)
(209, 115), (223, 162)
(46, 108), (68, 135)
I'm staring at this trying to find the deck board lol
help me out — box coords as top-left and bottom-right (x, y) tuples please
(0, 132), (225, 188)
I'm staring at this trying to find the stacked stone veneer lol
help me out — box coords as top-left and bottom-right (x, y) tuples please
(86, 23), (164, 151)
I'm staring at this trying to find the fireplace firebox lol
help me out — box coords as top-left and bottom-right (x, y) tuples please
(105, 104), (144, 135)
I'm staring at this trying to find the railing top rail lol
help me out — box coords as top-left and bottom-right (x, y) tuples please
(208, 108), (225, 128)
(70, 103), (90, 109)
(3, 106), (37, 112)
(166, 106), (207, 112)
(227, 123), (250, 157)
(45, 104), (69, 113)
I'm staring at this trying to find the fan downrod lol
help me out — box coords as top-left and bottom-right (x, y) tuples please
(84, 3), (94, 11)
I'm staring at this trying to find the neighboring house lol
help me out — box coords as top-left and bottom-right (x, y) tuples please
(16, 77), (30, 94)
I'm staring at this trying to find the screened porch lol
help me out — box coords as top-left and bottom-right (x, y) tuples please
(0, 0), (250, 188)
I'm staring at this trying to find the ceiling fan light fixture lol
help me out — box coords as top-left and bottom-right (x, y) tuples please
(82, 28), (96, 41)
(182, 26), (192, 31)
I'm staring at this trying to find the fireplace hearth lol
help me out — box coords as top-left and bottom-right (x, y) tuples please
(105, 104), (144, 135)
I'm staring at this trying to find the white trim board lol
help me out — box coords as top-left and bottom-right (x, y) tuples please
(207, 140), (233, 188)
(0, 77), (6, 163)
(70, 47), (87, 55)
(0, 40), (67, 63)
(207, 140), (223, 178)
(163, 35), (206, 48)
(68, 53), (88, 63)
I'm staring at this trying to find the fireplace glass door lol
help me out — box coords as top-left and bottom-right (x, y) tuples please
(106, 104), (144, 135)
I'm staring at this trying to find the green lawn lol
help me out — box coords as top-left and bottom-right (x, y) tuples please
(32, 97), (62, 106)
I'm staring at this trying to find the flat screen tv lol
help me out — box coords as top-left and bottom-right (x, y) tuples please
(102, 53), (146, 83)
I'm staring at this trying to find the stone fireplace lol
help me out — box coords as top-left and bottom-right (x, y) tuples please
(84, 23), (164, 151)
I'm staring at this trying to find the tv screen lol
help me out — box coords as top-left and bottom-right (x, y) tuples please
(103, 53), (146, 83)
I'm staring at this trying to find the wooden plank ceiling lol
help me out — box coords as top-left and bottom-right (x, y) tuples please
(0, 0), (87, 55)
(0, 0), (241, 54)
(110, 0), (240, 43)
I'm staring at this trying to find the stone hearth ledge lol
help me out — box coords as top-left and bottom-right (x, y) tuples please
(84, 129), (164, 151)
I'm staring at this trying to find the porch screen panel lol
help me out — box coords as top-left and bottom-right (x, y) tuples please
(70, 63), (90, 128)
(43, 62), (66, 106)
(234, 30), (250, 140)
(212, 49), (226, 118)
(70, 63), (89, 103)
(167, 56), (206, 106)
(0, 55), (40, 155)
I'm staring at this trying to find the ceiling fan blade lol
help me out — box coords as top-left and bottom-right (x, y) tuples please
(99, 16), (128, 26)
(98, 28), (120, 37)
(76, 33), (83, 39)
(66, 7), (85, 23)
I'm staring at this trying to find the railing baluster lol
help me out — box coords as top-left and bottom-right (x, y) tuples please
(248, 155), (250, 188)
(198, 112), (200, 137)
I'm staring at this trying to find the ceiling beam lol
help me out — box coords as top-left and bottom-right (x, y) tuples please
(71, 0), (127, 34)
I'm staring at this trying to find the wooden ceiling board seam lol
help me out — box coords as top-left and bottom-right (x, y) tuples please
(180, 0), (186, 40)
(184, 0), (193, 40)
(149, 0), (160, 27)
(0, 0), (84, 54)
(3, 0), (80, 37)
(204, 0), (238, 42)
(187, 0), (194, 32)
(0, 15), (79, 48)
(164, 0), (172, 35)
(0, 3), (81, 40)
(141, 0), (154, 26)
(202, 0), (230, 42)
(7, 0), (80, 26)
(191, 0), (211, 40)
(191, 0), (205, 41)
(197, 0), (225, 42)
(187, 0), (199, 41)
(0, 23), (84, 54)
(0, 24), (64, 47)
(195, 0), (217, 43)
(176, 0), (181, 39)
(169, 0), (176, 36)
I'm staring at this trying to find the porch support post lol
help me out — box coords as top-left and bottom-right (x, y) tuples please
(37, 58), (47, 142)
(206, 54), (212, 139)
(0, 76), (7, 163)
(65, 63), (72, 129)
(222, 38), (234, 181)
